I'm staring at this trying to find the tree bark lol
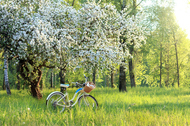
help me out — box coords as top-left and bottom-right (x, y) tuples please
(172, 31), (180, 87)
(165, 44), (170, 87)
(132, 0), (137, 15)
(72, 0), (75, 6)
(175, 43), (179, 87)
(30, 83), (42, 98)
(30, 67), (42, 98)
(122, 0), (126, 9)
(17, 74), (20, 90)
(4, 50), (11, 95)
(119, 41), (127, 91)
(160, 43), (162, 87)
(18, 60), (43, 99)
(118, 0), (128, 92)
(16, 64), (21, 90)
(128, 43), (136, 88)
(129, 58), (136, 88)
(111, 68), (114, 88)
(54, 73), (56, 88)
(59, 68), (66, 84)
(119, 64), (127, 92)
(40, 78), (43, 90)
(93, 66), (96, 85)
(50, 69), (53, 88)
(128, 0), (137, 88)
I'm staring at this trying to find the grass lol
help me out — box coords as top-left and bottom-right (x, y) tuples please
(0, 87), (190, 126)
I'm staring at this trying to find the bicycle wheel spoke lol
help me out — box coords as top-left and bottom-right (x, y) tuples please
(46, 93), (66, 113)
(78, 95), (98, 111)
(83, 97), (90, 106)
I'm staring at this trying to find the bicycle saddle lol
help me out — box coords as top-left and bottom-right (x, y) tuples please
(60, 84), (70, 88)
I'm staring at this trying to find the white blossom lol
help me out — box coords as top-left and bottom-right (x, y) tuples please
(0, 0), (147, 71)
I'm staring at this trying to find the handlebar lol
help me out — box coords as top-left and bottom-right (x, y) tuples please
(84, 74), (87, 78)
(72, 82), (85, 87)
(71, 74), (88, 87)
(84, 74), (88, 83)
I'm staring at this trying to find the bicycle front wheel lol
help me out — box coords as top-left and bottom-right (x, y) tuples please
(46, 92), (66, 113)
(78, 95), (98, 111)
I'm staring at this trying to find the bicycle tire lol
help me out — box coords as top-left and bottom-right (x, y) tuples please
(46, 92), (66, 113)
(78, 95), (98, 110)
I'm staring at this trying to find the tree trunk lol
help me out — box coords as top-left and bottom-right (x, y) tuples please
(54, 73), (56, 88)
(128, 42), (136, 88)
(16, 64), (21, 90)
(30, 83), (42, 99)
(72, 0), (75, 6)
(118, 0), (128, 92)
(106, 75), (109, 87)
(160, 43), (162, 87)
(4, 50), (11, 95)
(111, 68), (114, 88)
(172, 32), (180, 87)
(18, 60), (43, 99)
(122, 0), (126, 9)
(129, 58), (136, 88)
(40, 79), (43, 90)
(51, 69), (53, 88)
(59, 68), (66, 84)
(119, 65), (127, 92)
(128, 0), (137, 88)
(119, 0), (138, 91)
(175, 42), (179, 87)
(165, 44), (170, 87)
(17, 74), (20, 90)
(93, 66), (96, 85)
(30, 68), (42, 98)
(119, 43), (127, 91)
(104, 74), (107, 87)
(132, 0), (137, 15)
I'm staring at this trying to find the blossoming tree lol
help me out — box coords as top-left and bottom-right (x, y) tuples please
(0, 0), (147, 98)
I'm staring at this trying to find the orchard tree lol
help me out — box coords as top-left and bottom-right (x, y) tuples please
(117, 8), (147, 91)
(0, 0), (122, 98)
(73, 2), (125, 83)
(0, 0), (78, 98)
(39, 0), (126, 84)
(0, 0), (147, 98)
(74, 2), (147, 88)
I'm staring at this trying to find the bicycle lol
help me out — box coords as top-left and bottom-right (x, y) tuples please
(46, 75), (98, 113)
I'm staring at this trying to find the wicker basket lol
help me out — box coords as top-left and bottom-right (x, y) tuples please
(83, 82), (95, 93)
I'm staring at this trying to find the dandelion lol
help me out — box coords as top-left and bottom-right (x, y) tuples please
(27, 108), (30, 111)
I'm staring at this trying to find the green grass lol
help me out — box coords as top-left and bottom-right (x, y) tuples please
(0, 87), (190, 126)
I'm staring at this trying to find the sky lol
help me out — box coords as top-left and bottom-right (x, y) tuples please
(174, 0), (190, 39)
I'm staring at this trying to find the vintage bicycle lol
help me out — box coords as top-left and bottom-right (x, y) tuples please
(46, 75), (98, 113)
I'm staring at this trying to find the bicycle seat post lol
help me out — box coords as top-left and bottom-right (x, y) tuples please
(60, 87), (67, 93)
(60, 84), (70, 93)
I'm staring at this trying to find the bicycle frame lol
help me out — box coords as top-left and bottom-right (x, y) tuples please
(69, 88), (87, 107)
(46, 87), (89, 108)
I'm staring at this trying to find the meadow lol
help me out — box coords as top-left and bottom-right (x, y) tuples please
(0, 87), (190, 126)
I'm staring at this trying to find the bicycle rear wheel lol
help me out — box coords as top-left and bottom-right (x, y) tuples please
(78, 95), (98, 111)
(46, 92), (66, 113)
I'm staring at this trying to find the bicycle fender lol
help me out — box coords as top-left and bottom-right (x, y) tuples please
(46, 91), (64, 101)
